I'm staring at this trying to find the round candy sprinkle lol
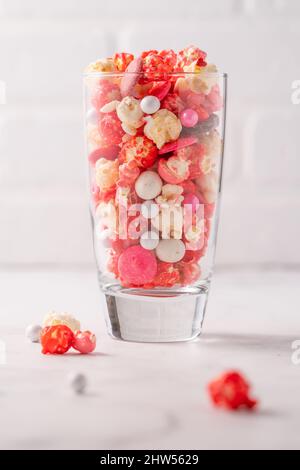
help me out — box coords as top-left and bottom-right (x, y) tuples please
(141, 200), (159, 219)
(140, 95), (160, 114)
(135, 171), (162, 200)
(67, 372), (87, 395)
(118, 245), (157, 285)
(140, 231), (159, 250)
(26, 324), (42, 343)
(156, 239), (186, 263)
(180, 108), (199, 128)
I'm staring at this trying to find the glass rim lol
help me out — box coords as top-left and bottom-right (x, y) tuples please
(83, 71), (228, 78)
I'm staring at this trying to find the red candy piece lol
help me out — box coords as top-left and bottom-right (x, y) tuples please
(88, 145), (119, 165)
(161, 93), (185, 116)
(153, 262), (181, 288)
(91, 80), (121, 111)
(98, 112), (124, 145)
(158, 136), (198, 155)
(119, 135), (158, 169)
(41, 325), (74, 355)
(72, 330), (96, 354)
(120, 57), (143, 97)
(113, 52), (134, 72)
(208, 371), (258, 411)
(118, 246), (157, 285)
(149, 81), (172, 101)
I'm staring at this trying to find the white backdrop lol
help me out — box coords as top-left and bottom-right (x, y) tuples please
(0, 0), (300, 266)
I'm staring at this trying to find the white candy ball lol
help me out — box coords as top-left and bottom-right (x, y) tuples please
(140, 231), (159, 250)
(25, 324), (42, 343)
(140, 95), (160, 114)
(135, 171), (162, 200)
(68, 372), (87, 394)
(141, 200), (159, 219)
(156, 239), (186, 263)
(86, 108), (98, 125)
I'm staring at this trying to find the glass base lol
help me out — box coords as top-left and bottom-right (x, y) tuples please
(102, 283), (209, 343)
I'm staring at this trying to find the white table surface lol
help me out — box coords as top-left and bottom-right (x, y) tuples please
(0, 267), (299, 450)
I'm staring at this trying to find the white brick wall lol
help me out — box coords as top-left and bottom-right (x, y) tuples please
(0, 0), (299, 266)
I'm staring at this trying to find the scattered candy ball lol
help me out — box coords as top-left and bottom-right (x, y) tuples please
(40, 325), (74, 355)
(135, 171), (163, 200)
(67, 372), (87, 395)
(180, 108), (199, 128)
(140, 95), (160, 114)
(208, 371), (258, 411)
(72, 331), (97, 354)
(26, 324), (42, 343)
(118, 245), (158, 285)
(156, 239), (186, 263)
(140, 231), (159, 250)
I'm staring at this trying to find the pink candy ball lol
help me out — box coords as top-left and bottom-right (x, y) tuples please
(180, 108), (199, 128)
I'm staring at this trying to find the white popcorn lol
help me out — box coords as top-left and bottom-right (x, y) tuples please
(116, 97), (144, 128)
(43, 312), (81, 332)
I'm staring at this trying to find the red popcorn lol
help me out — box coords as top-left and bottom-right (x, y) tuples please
(88, 145), (119, 165)
(118, 160), (140, 187)
(177, 45), (207, 70)
(180, 143), (206, 179)
(113, 52), (134, 72)
(119, 135), (158, 169)
(161, 93), (185, 115)
(142, 49), (177, 78)
(91, 79), (121, 111)
(41, 325), (74, 355)
(208, 371), (258, 411)
(152, 262), (181, 288)
(98, 112), (124, 145)
(149, 80), (172, 101)
(72, 330), (96, 354)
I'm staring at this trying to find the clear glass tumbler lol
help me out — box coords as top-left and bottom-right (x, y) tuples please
(84, 71), (226, 342)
